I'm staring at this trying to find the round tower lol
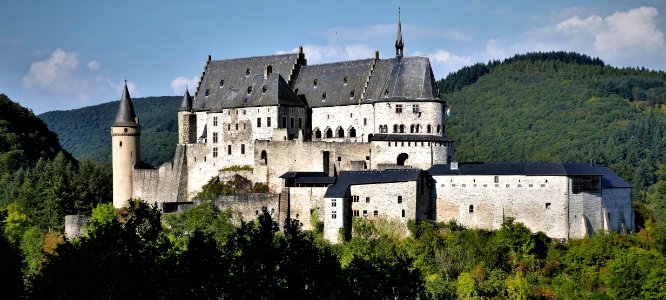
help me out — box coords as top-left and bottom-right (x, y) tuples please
(112, 82), (141, 208)
(178, 88), (196, 144)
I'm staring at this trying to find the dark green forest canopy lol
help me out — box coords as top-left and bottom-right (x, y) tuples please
(0, 94), (71, 173)
(438, 53), (666, 193)
(39, 96), (180, 166)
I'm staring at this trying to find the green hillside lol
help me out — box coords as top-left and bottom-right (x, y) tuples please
(39, 96), (180, 166)
(439, 52), (666, 217)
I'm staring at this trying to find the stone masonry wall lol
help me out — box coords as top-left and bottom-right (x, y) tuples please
(602, 188), (633, 232)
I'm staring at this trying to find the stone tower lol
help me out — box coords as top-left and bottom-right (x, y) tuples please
(177, 88), (196, 144)
(112, 82), (141, 208)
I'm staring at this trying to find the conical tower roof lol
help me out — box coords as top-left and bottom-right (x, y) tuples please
(178, 88), (193, 111)
(112, 82), (140, 127)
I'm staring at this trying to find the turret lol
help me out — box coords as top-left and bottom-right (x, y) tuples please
(112, 82), (140, 208)
(395, 7), (404, 58)
(178, 88), (197, 144)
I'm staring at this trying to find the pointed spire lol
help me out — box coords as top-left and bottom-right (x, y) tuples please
(112, 81), (139, 127)
(179, 87), (193, 111)
(395, 7), (404, 58)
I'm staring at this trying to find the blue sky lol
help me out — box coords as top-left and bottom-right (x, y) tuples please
(1, 0), (665, 113)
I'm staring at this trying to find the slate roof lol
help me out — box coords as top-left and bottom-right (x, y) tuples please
(371, 133), (453, 142)
(205, 73), (304, 111)
(193, 54), (300, 111)
(279, 171), (335, 185)
(363, 57), (440, 102)
(112, 83), (140, 127)
(428, 162), (604, 176)
(325, 169), (422, 198)
(292, 59), (375, 107)
(598, 167), (632, 188)
(279, 172), (329, 179)
(179, 88), (193, 111)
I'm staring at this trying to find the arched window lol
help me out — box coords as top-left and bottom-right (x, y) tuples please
(314, 128), (322, 139)
(337, 127), (345, 138)
(368, 133), (373, 141)
(325, 128), (333, 138)
(397, 153), (408, 165)
(393, 125), (398, 133)
(416, 124), (421, 133)
(349, 127), (356, 138)
(437, 125), (441, 133)
(427, 124), (431, 133)
(261, 150), (267, 163)
(399, 124), (405, 133)
(410, 124), (415, 133)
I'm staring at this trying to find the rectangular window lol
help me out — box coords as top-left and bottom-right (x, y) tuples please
(362, 210), (367, 217)
(571, 175), (601, 194)
(212, 147), (218, 157)
(332, 211), (337, 219)
(352, 195), (359, 202)
(235, 123), (238, 130)
(395, 104), (403, 113)
(212, 132), (218, 143)
(267, 117), (271, 127)
(494, 176), (499, 183)
(398, 196), (403, 204)
(257, 118), (261, 128)
(227, 124), (231, 131)
(402, 209), (405, 218)
(546, 203), (551, 209)
(213, 117), (218, 126)
(373, 210), (378, 217)
(332, 199), (337, 207)
(227, 145), (231, 155)
(469, 205), (474, 213)
(241, 144), (245, 154)
(365, 197), (370, 203)
(353, 210), (359, 217)
(290, 117), (295, 128)
(413, 104), (420, 113)
(282, 117), (287, 128)
(298, 118), (302, 128)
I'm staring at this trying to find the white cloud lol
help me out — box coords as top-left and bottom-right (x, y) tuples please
(413, 49), (473, 78)
(483, 6), (666, 68)
(170, 76), (199, 95)
(21, 48), (135, 111)
(87, 60), (99, 71)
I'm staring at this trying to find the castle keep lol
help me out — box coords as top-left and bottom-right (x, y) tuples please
(112, 16), (633, 242)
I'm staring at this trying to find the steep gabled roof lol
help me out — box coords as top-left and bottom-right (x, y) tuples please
(193, 53), (300, 110)
(112, 83), (139, 127)
(293, 59), (374, 107)
(363, 57), (440, 102)
(206, 73), (304, 111)
(325, 169), (422, 198)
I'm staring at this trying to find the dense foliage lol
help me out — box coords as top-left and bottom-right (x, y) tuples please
(39, 96), (180, 166)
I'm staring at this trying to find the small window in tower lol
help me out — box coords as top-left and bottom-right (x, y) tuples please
(343, 76), (348, 84)
(398, 196), (403, 204)
(212, 132), (218, 143)
(246, 68), (251, 76)
(350, 90), (355, 98)
(469, 205), (474, 213)
(247, 86), (252, 94)
(241, 144), (245, 154)
(119, 141), (122, 147)
(332, 211), (337, 219)
(267, 117), (271, 127)
(219, 80), (224, 87)
(257, 118), (261, 128)
(373, 210), (378, 217)
(227, 145), (231, 155)
(402, 209), (405, 217)
(363, 118), (367, 126)
(331, 199), (336, 207)
(365, 197), (370, 203)
(546, 203), (551, 209)
(213, 117), (218, 126)
(262, 85), (267, 93)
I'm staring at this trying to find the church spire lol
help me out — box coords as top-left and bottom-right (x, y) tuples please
(178, 87), (193, 111)
(112, 81), (139, 127)
(395, 7), (404, 58)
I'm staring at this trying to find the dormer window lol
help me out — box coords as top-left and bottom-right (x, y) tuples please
(205, 89), (210, 97)
(266, 65), (272, 75)
(219, 80), (224, 87)
(322, 92), (327, 100)
(247, 86), (252, 94)
(343, 76), (348, 84)
(262, 85), (267, 93)
(246, 68), (251, 76)
(384, 89), (389, 96)
(313, 79), (318, 87)
(350, 90), (355, 98)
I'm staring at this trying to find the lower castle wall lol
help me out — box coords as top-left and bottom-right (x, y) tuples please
(284, 187), (328, 231)
(433, 175), (571, 239)
(133, 144), (187, 204)
(196, 194), (280, 224)
(602, 188), (633, 232)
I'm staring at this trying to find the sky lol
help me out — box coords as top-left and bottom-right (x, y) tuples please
(1, 0), (665, 113)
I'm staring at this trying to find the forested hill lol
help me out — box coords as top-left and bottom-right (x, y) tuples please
(438, 52), (666, 204)
(0, 94), (71, 173)
(39, 96), (180, 166)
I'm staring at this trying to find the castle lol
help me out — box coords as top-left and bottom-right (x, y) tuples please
(111, 15), (634, 243)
